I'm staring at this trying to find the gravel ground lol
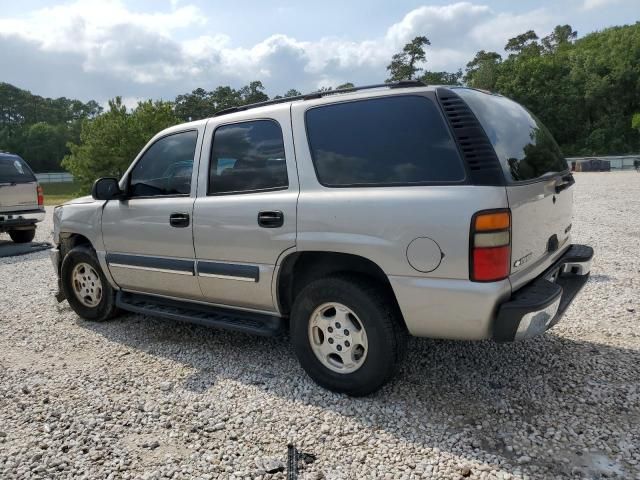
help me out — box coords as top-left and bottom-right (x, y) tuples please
(1, 172), (639, 480)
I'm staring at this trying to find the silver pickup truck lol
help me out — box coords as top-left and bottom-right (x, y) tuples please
(0, 153), (45, 243)
(51, 82), (593, 395)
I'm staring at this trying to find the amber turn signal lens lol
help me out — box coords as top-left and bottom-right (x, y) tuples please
(474, 211), (510, 231)
(470, 209), (511, 282)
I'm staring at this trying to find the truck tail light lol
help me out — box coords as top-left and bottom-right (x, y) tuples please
(37, 184), (44, 207)
(470, 209), (511, 282)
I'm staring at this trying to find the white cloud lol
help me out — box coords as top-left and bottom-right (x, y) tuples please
(385, 2), (492, 45)
(470, 9), (553, 48)
(0, 0), (204, 52)
(0, 1), (561, 101)
(582, 0), (622, 9)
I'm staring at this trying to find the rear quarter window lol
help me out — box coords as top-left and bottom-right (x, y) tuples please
(305, 96), (465, 187)
(0, 156), (36, 184)
(454, 89), (568, 183)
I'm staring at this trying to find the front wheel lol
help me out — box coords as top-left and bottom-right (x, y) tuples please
(60, 245), (119, 321)
(290, 275), (407, 396)
(9, 228), (36, 243)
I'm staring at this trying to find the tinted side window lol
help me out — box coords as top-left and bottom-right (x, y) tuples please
(209, 120), (288, 195)
(455, 89), (568, 182)
(129, 130), (198, 197)
(305, 96), (465, 187)
(0, 155), (36, 184)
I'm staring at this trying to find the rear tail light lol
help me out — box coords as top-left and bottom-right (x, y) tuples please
(470, 209), (511, 282)
(37, 184), (44, 207)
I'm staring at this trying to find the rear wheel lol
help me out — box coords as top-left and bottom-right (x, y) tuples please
(290, 275), (406, 396)
(61, 245), (118, 321)
(9, 228), (35, 243)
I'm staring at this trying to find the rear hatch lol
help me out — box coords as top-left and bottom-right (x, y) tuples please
(0, 154), (39, 213)
(455, 89), (573, 290)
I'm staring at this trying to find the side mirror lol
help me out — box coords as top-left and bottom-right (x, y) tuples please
(91, 177), (123, 200)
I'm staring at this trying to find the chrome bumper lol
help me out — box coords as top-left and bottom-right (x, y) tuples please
(0, 209), (45, 229)
(493, 244), (594, 342)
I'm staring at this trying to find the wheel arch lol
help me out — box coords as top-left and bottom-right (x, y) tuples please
(59, 232), (93, 258)
(276, 250), (405, 327)
(58, 232), (118, 289)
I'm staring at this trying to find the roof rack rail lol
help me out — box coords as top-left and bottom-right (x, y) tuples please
(212, 80), (426, 117)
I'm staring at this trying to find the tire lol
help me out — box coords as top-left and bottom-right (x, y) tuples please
(9, 228), (36, 243)
(290, 274), (407, 396)
(60, 245), (119, 322)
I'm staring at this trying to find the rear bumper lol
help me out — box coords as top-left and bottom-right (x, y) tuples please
(493, 244), (593, 341)
(389, 275), (512, 339)
(0, 209), (45, 231)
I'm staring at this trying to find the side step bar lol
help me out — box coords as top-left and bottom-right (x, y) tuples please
(116, 291), (285, 336)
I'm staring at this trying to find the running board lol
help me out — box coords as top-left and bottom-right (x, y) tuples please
(116, 292), (284, 336)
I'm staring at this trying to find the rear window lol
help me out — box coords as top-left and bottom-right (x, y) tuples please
(0, 155), (36, 184)
(305, 96), (465, 187)
(454, 88), (568, 182)
(209, 120), (288, 195)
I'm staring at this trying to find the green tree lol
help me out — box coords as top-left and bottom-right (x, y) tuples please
(239, 81), (269, 105)
(174, 88), (216, 122)
(496, 30), (581, 150)
(62, 98), (178, 192)
(284, 89), (302, 97)
(209, 86), (243, 111)
(386, 36), (431, 81)
(491, 23), (640, 155)
(421, 70), (462, 85)
(174, 81), (271, 120)
(464, 50), (502, 89)
(336, 82), (355, 89)
(505, 30), (541, 56)
(0, 82), (101, 171)
(21, 123), (69, 171)
(542, 25), (577, 53)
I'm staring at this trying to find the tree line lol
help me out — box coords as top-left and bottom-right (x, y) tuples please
(463, 23), (640, 156)
(0, 22), (638, 190)
(0, 82), (102, 171)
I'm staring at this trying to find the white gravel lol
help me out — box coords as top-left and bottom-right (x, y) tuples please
(1, 172), (639, 480)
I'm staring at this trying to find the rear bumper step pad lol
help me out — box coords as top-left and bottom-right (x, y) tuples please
(493, 244), (593, 342)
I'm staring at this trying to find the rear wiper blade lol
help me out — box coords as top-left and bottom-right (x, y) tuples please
(0, 182), (18, 187)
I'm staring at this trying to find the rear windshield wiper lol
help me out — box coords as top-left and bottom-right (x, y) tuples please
(0, 181), (18, 187)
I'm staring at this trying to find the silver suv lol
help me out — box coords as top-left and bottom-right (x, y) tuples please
(1, 153), (45, 243)
(51, 82), (593, 395)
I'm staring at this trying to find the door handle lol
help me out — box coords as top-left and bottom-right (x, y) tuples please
(169, 212), (190, 228)
(258, 210), (284, 228)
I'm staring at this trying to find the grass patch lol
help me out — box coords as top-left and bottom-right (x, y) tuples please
(41, 181), (83, 206)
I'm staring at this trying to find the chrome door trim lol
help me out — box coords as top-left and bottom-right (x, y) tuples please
(105, 253), (195, 275)
(197, 272), (256, 282)
(108, 263), (194, 276)
(196, 260), (260, 282)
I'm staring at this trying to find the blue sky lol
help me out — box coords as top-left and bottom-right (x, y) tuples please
(0, 0), (637, 104)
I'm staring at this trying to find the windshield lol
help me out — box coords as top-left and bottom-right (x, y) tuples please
(0, 155), (37, 184)
(455, 88), (568, 182)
